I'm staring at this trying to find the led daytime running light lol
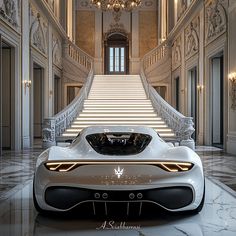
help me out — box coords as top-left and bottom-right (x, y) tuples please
(45, 161), (193, 172)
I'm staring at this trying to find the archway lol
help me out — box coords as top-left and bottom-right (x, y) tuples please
(104, 33), (129, 75)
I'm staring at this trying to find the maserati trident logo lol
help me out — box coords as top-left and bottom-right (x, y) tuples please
(114, 166), (124, 179)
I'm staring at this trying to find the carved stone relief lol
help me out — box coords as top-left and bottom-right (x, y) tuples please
(104, 23), (130, 41)
(185, 16), (199, 60)
(172, 36), (181, 71)
(112, 11), (121, 22)
(144, 1), (153, 7)
(0, 0), (20, 27)
(177, 0), (187, 20)
(30, 4), (48, 55)
(205, 0), (227, 45)
(52, 34), (62, 68)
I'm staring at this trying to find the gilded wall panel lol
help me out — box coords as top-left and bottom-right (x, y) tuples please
(139, 11), (158, 58)
(76, 10), (95, 57)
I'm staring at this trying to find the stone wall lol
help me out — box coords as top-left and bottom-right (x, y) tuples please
(75, 0), (158, 74)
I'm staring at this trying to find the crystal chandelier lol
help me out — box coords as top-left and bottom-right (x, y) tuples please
(91, 0), (142, 12)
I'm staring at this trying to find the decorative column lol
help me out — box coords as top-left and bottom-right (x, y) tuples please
(48, 24), (53, 117)
(67, 0), (73, 40)
(94, 10), (103, 74)
(131, 10), (140, 74)
(21, 0), (31, 148)
(227, 1), (236, 154)
(161, 0), (167, 42)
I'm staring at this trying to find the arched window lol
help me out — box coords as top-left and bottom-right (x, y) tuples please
(104, 33), (129, 75)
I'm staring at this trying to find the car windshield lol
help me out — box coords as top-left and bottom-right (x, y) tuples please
(86, 132), (152, 155)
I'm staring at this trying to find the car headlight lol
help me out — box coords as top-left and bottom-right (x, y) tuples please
(156, 162), (193, 172)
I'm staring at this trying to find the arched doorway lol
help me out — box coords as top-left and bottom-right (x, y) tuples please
(104, 33), (129, 75)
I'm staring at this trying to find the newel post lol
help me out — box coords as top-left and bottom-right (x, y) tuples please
(42, 118), (56, 148)
(178, 117), (195, 150)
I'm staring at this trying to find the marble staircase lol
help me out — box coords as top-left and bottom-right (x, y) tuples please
(59, 75), (175, 141)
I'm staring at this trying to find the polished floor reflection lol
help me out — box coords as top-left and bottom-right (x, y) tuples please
(0, 179), (236, 236)
(0, 146), (236, 236)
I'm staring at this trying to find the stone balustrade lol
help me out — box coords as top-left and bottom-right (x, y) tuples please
(142, 41), (170, 71)
(140, 43), (195, 149)
(65, 39), (93, 72)
(42, 40), (94, 148)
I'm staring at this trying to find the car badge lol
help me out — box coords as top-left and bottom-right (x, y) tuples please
(114, 166), (124, 179)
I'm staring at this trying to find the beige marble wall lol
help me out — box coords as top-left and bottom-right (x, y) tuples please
(139, 11), (158, 58)
(76, 11), (95, 57)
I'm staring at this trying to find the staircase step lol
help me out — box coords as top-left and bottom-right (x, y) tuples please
(81, 110), (155, 113)
(58, 74), (177, 143)
(66, 128), (172, 133)
(78, 114), (157, 117)
(83, 105), (153, 108)
(89, 91), (146, 93)
(88, 97), (147, 99)
(73, 121), (165, 125)
(61, 132), (175, 138)
(83, 108), (154, 111)
(70, 124), (168, 128)
(84, 100), (152, 104)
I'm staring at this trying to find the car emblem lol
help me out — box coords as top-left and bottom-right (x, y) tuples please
(114, 166), (124, 179)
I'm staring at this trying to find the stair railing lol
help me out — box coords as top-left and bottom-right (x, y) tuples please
(65, 39), (93, 72)
(142, 41), (169, 72)
(140, 42), (195, 149)
(42, 42), (94, 148)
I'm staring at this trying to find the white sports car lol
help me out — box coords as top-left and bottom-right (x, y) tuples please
(34, 126), (205, 215)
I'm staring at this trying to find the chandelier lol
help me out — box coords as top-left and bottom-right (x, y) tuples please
(91, 0), (142, 12)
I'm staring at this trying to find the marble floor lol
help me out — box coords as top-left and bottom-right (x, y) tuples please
(0, 178), (236, 236)
(0, 146), (236, 235)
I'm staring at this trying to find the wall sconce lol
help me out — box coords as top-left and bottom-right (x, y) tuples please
(197, 84), (204, 93)
(23, 80), (32, 94)
(229, 72), (236, 110)
(161, 38), (166, 43)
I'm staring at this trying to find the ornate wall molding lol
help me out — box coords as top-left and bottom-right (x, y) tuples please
(112, 11), (122, 22)
(0, 0), (20, 28)
(184, 16), (199, 60)
(52, 33), (62, 69)
(103, 23), (130, 41)
(172, 36), (181, 71)
(30, 3), (48, 55)
(205, 0), (227, 45)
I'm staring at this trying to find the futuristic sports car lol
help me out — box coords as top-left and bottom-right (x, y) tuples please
(33, 126), (205, 215)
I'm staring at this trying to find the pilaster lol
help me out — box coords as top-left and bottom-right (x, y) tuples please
(21, 0), (30, 148)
